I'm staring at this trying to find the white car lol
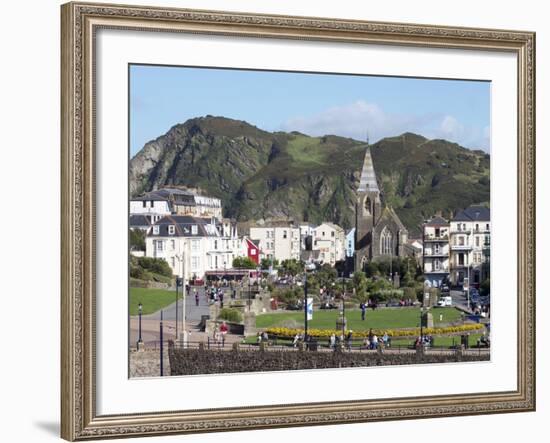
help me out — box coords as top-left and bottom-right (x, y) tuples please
(437, 296), (453, 307)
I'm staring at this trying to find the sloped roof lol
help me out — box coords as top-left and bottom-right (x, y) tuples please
(357, 146), (380, 193)
(383, 207), (407, 232)
(425, 215), (449, 226)
(453, 206), (490, 222)
(150, 215), (218, 237)
(129, 215), (151, 227)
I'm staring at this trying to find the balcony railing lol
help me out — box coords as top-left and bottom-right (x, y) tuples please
(423, 251), (449, 257)
(450, 244), (472, 250)
(423, 234), (449, 241)
(424, 268), (449, 273)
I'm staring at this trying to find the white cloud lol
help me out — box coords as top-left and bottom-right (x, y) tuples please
(280, 100), (490, 152)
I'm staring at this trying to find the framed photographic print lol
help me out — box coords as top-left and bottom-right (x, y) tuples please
(61, 1), (536, 440)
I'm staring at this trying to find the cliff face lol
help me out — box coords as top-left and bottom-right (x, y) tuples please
(130, 116), (490, 234)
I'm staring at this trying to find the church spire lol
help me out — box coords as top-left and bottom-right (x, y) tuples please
(357, 145), (379, 193)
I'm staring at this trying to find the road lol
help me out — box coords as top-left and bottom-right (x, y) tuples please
(146, 287), (210, 322)
(450, 289), (473, 313)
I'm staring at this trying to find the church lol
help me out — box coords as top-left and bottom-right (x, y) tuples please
(354, 145), (409, 272)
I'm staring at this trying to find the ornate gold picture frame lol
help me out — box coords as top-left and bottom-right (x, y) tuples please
(61, 2), (535, 440)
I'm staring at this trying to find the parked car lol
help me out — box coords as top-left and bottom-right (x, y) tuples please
(436, 296), (453, 307)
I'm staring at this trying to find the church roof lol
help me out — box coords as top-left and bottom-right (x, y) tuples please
(386, 207), (407, 232)
(357, 146), (380, 193)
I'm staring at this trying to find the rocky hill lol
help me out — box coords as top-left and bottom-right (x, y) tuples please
(130, 116), (490, 235)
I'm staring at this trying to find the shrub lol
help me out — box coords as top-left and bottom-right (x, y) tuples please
(403, 287), (416, 300)
(137, 256), (173, 278)
(218, 308), (243, 323)
(233, 256), (257, 269)
(266, 323), (484, 339)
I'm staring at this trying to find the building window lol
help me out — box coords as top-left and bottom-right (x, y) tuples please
(434, 244), (441, 254)
(322, 231), (326, 237)
(153, 225), (159, 235)
(214, 240), (218, 250)
(251, 249), (256, 256)
(168, 225), (175, 235)
(459, 236), (465, 246)
(156, 240), (163, 252)
(365, 197), (372, 215)
(486, 223), (490, 231)
(331, 231), (335, 237)
(283, 230), (287, 239)
(434, 259), (441, 271)
(475, 224), (479, 232)
(380, 227), (393, 255)
(142, 201), (146, 208)
(475, 236), (480, 247)
(171, 240), (175, 250)
(191, 225), (198, 235)
(192, 239), (199, 251)
(191, 257), (200, 270)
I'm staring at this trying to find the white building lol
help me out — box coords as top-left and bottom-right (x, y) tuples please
(449, 206), (491, 287)
(422, 216), (450, 288)
(312, 222), (346, 266)
(249, 223), (301, 263)
(131, 188), (222, 219)
(145, 215), (245, 283)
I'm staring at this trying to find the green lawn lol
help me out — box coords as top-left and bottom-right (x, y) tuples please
(129, 287), (182, 315)
(256, 307), (463, 331)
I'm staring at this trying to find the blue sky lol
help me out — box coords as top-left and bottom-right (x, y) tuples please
(130, 64), (490, 157)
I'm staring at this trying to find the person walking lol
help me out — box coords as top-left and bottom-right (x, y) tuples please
(194, 289), (199, 306)
(219, 321), (228, 347)
(345, 330), (353, 351)
(360, 302), (367, 321)
(368, 328), (374, 349)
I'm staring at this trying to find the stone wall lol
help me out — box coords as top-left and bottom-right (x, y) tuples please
(168, 345), (488, 376)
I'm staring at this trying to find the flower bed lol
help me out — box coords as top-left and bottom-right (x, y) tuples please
(266, 323), (484, 339)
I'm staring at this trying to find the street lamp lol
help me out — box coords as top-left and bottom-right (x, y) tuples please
(248, 270), (252, 312)
(341, 271), (346, 341)
(137, 302), (143, 349)
(176, 248), (187, 348)
(303, 269), (309, 340)
(175, 277), (179, 340)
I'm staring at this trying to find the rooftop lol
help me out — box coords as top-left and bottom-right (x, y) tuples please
(452, 206), (490, 222)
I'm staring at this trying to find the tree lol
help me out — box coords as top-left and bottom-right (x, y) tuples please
(315, 264), (338, 289)
(352, 271), (369, 303)
(129, 229), (145, 251)
(232, 256), (257, 269)
(279, 259), (304, 276)
(261, 258), (279, 270)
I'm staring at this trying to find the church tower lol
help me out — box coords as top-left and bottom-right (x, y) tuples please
(355, 145), (382, 271)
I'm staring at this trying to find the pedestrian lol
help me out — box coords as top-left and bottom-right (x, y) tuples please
(372, 334), (378, 349)
(382, 332), (389, 348)
(360, 302), (367, 321)
(219, 321), (228, 347)
(194, 289), (199, 306)
(345, 330), (353, 351)
(329, 333), (336, 349)
(293, 333), (301, 348)
(219, 291), (224, 308)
